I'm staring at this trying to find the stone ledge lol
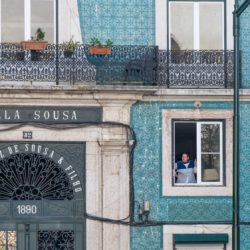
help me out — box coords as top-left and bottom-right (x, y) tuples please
(1, 83), (250, 98)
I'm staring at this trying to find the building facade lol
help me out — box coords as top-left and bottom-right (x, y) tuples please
(0, 0), (250, 249)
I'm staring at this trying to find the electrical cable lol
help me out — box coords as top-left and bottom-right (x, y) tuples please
(0, 121), (232, 228)
(0, 121), (136, 224)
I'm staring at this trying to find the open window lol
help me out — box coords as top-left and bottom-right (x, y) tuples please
(162, 110), (232, 196)
(173, 120), (224, 186)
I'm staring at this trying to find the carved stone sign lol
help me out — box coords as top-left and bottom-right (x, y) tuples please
(0, 143), (83, 195)
(0, 106), (102, 123)
(0, 142), (85, 220)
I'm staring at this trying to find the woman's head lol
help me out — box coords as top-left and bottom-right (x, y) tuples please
(181, 152), (190, 163)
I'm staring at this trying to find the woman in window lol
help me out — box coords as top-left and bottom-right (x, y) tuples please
(175, 152), (197, 184)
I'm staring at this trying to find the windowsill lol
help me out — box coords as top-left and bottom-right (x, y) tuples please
(173, 184), (225, 187)
(162, 109), (233, 197)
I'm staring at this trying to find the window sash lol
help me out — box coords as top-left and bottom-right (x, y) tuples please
(169, 1), (224, 50)
(0, 0), (25, 42)
(173, 121), (223, 186)
(197, 121), (223, 185)
(0, 0), (55, 42)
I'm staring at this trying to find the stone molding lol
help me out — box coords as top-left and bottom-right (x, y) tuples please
(0, 122), (130, 250)
(162, 109), (233, 196)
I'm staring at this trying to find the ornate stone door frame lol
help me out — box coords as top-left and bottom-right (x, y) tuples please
(0, 124), (130, 250)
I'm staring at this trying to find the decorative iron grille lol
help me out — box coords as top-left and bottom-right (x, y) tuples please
(0, 43), (234, 88)
(0, 43), (96, 83)
(38, 231), (74, 250)
(0, 153), (74, 200)
(157, 50), (234, 88)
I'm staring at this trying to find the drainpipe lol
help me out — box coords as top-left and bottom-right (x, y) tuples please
(56, 0), (59, 85)
(233, 1), (250, 249)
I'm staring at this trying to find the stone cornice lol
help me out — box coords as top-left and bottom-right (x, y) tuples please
(2, 85), (250, 101)
(0, 85), (156, 104)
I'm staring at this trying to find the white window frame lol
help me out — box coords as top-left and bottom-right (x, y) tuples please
(173, 121), (223, 186)
(168, 1), (225, 50)
(0, 0), (55, 42)
(162, 109), (232, 197)
(24, 0), (31, 40)
(155, 0), (235, 50)
(197, 121), (223, 185)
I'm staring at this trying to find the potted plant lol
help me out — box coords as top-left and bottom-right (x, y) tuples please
(89, 37), (113, 55)
(21, 28), (48, 50)
(61, 38), (79, 58)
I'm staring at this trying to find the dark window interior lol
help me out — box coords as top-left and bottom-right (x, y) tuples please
(174, 122), (197, 162)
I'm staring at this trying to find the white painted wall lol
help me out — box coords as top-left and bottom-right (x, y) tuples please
(155, 0), (167, 49)
(0, 0), (1, 42)
(227, 0), (234, 49)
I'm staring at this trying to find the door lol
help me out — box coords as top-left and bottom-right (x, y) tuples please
(0, 142), (86, 250)
(16, 223), (83, 250)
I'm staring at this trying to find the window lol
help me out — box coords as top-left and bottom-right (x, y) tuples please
(0, 0), (54, 43)
(162, 110), (232, 197)
(173, 233), (228, 250)
(174, 121), (224, 186)
(175, 244), (224, 250)
(1, 0), (25, 42)
(164, 225), (231, 250)
(169, 1), (224, 50)
(31, 0), (54, 43)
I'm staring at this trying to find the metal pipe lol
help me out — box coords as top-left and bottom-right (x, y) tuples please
(233, 11), (240, 250)
(233, 1), (250, 249)
(56, 0), (59, 85)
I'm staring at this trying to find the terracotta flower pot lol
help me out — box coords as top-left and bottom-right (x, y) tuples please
(89, 47), (111, 55)
(21, 41), (48, 50)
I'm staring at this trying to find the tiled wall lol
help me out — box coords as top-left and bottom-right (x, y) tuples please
(77, 0), (155, 45)
(130, 101), (233, 249)
(240, 103), (250, 221)
(241, 226), (250, 250)
(76, 0), (250, 87)
(239, 2), (250, 88)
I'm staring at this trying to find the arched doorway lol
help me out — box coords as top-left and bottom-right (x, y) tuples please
(0, 142), (85, 250)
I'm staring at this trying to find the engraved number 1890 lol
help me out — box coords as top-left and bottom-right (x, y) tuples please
(17, 205), (37, 214)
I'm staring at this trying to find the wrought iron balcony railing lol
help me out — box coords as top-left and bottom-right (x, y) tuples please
(0, 44), (95, 83)
(0, 43), (234, 88)
(158, 50), (234, 88)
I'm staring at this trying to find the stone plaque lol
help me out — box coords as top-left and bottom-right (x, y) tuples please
(0, 106), (102, 124)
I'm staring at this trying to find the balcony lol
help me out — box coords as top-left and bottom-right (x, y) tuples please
(0, 43), (234, 88)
